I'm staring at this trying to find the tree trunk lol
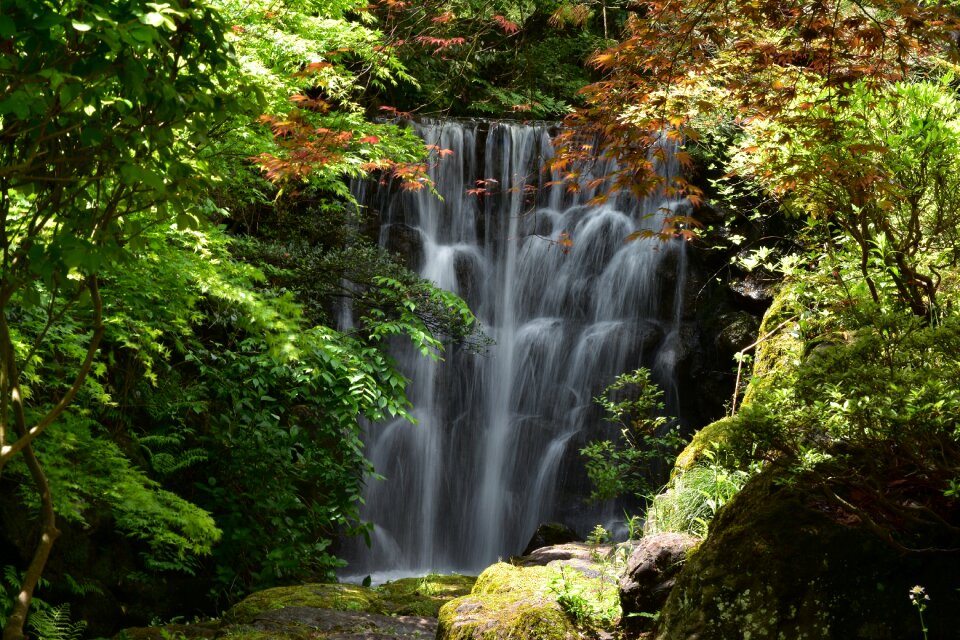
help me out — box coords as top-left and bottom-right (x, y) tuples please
(2, 443), (60, 640)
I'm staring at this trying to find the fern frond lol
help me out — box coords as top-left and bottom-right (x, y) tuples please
(28, 604), (87, 640)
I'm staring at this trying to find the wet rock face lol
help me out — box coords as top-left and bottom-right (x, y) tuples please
(714, 311), (761, 354)
(383, 223), (424, 272)
(618, 532), (699, 633)
(655, 464), (960, 640)
(521, 522), (581, 555)
(728, 269), (777, 314)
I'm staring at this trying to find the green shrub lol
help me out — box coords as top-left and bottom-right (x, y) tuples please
(581, 368), (686, 502)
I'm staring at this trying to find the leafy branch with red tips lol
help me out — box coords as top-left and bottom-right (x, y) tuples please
(554, 0), (960, 242)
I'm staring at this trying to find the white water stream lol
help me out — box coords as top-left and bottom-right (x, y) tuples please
(343, 119), (687, 578)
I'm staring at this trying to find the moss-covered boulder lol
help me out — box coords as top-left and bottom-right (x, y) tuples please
(120, 575), (475, 640)
(656, 462), (960, 639)
(221, 607), (437, 640)
(437, 592), (577, 640)
(114, 622), (219, 640)
(222, 583), (386, 625)
(377, 574), (477, 617)
(471, 562), (558, 595)
(438, 564), (577, 640)
(220, 575), (477, 626)
(438, 549), (624, 640)
(673, 415), (739, 471)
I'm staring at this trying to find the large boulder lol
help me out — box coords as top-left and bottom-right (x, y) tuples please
(222, 607), (437, 640)
(656, 462), (960, 639)
(221, 583), (387, 624)
(438, 549), (624, 640)
(618, 532), (699, 632)
(438, 564), (578, 640)
(119, 576), (476, 640)
(378, 575), (478, 617)
(437, 592), (577, 640)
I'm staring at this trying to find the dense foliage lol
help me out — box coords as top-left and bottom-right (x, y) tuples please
(370, 0), (627, 118)
(6, 0), (960, 634)
(565, 0), (960, 552)
(0, 0), (485, 635)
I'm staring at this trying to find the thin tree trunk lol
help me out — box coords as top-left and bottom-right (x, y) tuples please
(2, 443), (59, 640)
(0, 322), (60, 640)
(0, 278), (102, 640)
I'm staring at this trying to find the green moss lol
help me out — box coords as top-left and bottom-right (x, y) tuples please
(742, 287), (803, 407)
(468, 561), (620, 632)
(377, 574), (478, 617)
(222, 584), (385, 624)
(114, 624), (218, 640)
(472, 563), (557, 596)
(655, 458), (960, 639)
(437, 593), (578, 640)
(674, 416), (739, 471)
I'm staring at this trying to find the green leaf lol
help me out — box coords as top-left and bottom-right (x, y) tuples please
(139, 12), (176, 30)
(72, 21), (92, 32)
(0, 15), (15, 37)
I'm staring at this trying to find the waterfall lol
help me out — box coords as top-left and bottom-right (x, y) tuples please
(343, 119), (688, 579)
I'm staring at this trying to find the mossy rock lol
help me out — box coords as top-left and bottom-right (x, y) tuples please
(221, 607), (437, 640)
(218, 631), (297, 640)
(672, 286), (802, 475)
(673, 415), (739, 471)
(473, 562), (557, 596)
(377, 574), (478, 617)
(741, 287), (803, 406)
(222, 584), (386, 624)
(437, 592), (578, 640)
(446, 558), (619, 636)
(218, 628), (311, 640)
(114, 622), (219, 640)
(656, 461), (960, 639)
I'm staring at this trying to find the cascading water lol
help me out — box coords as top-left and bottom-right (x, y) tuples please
(344, 119), (689, 579)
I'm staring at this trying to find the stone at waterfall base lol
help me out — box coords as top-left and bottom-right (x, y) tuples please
(521, 522), (582, 556)
(115, 576), (476, 640)
(618, 532), (699, 633)
(438, 546), (623, 640)
(438, 594), (578, 640)
(221, 607), (437, 640)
